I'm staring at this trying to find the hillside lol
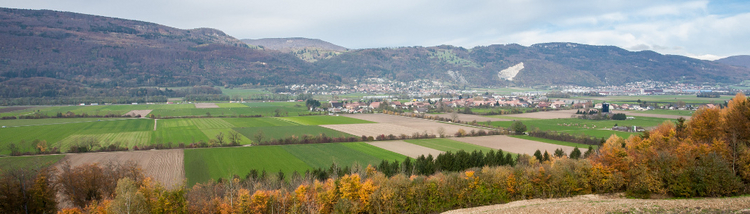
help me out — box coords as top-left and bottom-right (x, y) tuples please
(313, 43), (750, 86)
(242, 38), (348, 62)
(0, 7), (338, 98)
(716, 55), (750, 68)
(1, 7), (749, 100)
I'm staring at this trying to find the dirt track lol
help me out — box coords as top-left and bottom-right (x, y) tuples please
(367, 141), (443, 158)
(450, 135), (586, 155)
(444, 193), (750, 214)
(123, 110), (152, 118)
(60, 149), (185, 188)
(194, 103), (219, 108)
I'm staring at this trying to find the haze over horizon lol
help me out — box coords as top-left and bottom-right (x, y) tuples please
(2, 0), (749, 60)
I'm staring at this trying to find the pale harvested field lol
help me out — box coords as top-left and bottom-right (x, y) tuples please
(444, 193), (750, 214)
(509, 109), (579, 119)
(60, 149), (185, 188)
(123, 109), (152, 118)
(450, 135), (586, 155)
(433, 113), (510, 122)
(194, 103), (219, 108)
(337, 114), (484, 136)
(322, 123), (425, 137)
(367, 141), (444, 158)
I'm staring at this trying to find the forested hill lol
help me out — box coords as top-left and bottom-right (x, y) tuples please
(716, 55), (750, 68)
(0, 7), (340, 92)
(2, 7), (750, 96)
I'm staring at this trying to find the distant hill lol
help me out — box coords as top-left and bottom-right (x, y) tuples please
(242, 38), (347, 51)
(1, 7), (749, 101)
(313, 43), (750, 86)
(716, 55), (750, 68)
(242, 38), (348, 62)
(0, 7), (338, 99)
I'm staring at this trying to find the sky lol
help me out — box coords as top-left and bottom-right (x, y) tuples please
(2, 0), (749, 60)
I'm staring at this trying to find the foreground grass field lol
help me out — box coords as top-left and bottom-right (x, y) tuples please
(184, 142), (407, 186)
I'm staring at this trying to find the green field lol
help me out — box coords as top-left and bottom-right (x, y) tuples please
(282, 142), (407, 169)
(0, 104), (195, 117)
(405, 138), (496, 154)
(621, 109), (694, 117)
(581, 95), (730, 104)
(222, 117), (299, 127)
(184, 146), (310, 186)
(0, 118), (132, 127)
(0, 155), (64, 170)
(234, 125), (354, 143)
(278, 115), (374, 125)
(184, 142), (407, 186)
(150, 105), (309, 117)
(485, 116), (673, 139)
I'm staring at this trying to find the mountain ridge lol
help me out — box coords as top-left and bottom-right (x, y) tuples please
(1, 7), (749, 99)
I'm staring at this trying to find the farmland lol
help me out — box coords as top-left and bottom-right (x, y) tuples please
(0, 155), (64, 171)
(404, 138), (497, 154)
(0, 101), (365, 154)
(484, 116), (674, 139)
(184, 142), (407, 186)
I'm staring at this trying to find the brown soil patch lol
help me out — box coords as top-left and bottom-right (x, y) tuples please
(0, 106), (33, 113)
(123, 110), (152, 118)
(367, 141), (443, 158)
(60, 149), (184, 188)
(194, 103), (219, 108)
(432, 113), (510, 122)
(337, 114), (484, 137)
(444, 194), (750, 214)
(450, 135), (586, 155)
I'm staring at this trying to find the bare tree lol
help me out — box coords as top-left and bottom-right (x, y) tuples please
(228, 131), (241, 145)
(254, 130), (265, 144)
(437, 127), (446, 138)
(215, 132), (225, 145)
(450, 110), (459, 122)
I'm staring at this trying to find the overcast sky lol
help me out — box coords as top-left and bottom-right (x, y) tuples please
(2, 0), (749, 60)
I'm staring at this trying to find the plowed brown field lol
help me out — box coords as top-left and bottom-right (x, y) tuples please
(61, 149), (184, 188)
(450, 135), (586, 155)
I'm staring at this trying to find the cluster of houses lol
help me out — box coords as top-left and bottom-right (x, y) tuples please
(324, 96), (580, 114)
